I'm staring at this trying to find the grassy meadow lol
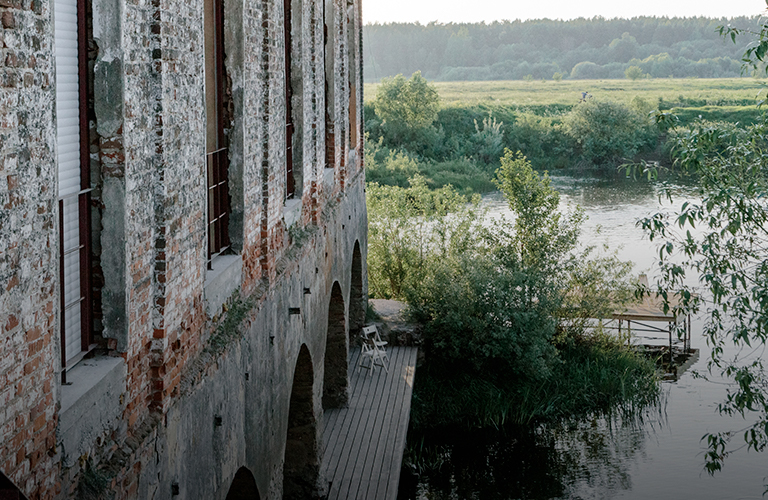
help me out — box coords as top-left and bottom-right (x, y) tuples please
(365, 78), (765, 108)
(363, 76), (768, 195)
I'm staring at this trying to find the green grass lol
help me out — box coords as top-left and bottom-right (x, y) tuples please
(365, 78), (766, 108)
(669, 105), (766, 125)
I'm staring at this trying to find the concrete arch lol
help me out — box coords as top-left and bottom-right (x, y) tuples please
(323, 281), (348, 409)
(349, 240), (364, 339)
(225, 467), (260, 500)
(283, 345), (320, 499)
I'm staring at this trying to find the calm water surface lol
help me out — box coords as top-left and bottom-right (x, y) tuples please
(405, 176), (767, 499)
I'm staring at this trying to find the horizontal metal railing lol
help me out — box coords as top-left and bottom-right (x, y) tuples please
(207, 148), (231, 268)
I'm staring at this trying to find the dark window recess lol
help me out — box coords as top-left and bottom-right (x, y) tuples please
(323, 0), (335, 170)
(205, 0), (231, 266)
(284, 0), (295, 199)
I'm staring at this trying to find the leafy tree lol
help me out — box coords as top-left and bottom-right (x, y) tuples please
(564, 100), (655, 167)
(404, 152), (644, 428)
(494, 151), (583, 273)
(372, 71), (440, 144)
(640, 18), (768, 475)
(624, 65), (644, 80)
(642, 117), (768, 476)
(365, 176), (473, 299)
(609, 32), (640, 62)
(553, 72), (564, 81)
(570, 61), (608, 79)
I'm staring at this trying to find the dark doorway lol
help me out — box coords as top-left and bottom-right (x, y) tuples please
(283, 345), (320, 499)
(225, 467), (261, 500)
(349, 241), (364, 339)
(0, 471), (27, 500)
(322, 282), (348, 409)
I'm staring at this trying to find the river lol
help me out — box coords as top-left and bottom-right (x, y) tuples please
(400, 176), (767, 499)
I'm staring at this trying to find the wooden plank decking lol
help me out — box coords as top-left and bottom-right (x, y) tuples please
(321, 346), (418, 500)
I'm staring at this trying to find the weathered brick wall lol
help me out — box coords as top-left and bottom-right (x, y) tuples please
(153, 0), (208, 413)
(0, 0), (60, 496)
(240, 0), (267, 293)
(0, 0), (367, 496)
(120, 0), (163, 431)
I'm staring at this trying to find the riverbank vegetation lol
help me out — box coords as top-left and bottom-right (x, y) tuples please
(367, 151), (660, 431)
(365, 74), (764, 192)
(366, 14), (768, 489)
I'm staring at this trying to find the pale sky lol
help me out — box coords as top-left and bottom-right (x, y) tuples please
(364, 0), (767, 24)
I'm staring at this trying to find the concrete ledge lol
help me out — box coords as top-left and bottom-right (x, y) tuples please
(284, 198), (302, 229)
(205, 254), (243, 317)
(59, 356), (126, 467)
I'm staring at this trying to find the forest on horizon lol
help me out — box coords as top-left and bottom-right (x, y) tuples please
(362, 16), (763, 82)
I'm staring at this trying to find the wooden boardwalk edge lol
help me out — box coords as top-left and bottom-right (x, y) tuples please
(321, 346), (418, 500)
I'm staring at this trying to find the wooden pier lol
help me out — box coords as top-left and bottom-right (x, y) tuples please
(321, 346), (418, 500)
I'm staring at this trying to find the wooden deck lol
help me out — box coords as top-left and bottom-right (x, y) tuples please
(321, 346), (418, 500)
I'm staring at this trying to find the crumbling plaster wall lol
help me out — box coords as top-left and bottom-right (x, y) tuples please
(0, 0), (61, 495)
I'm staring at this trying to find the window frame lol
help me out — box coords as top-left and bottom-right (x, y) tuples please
(56, 0), (94, 382)
(205, 0), (232, 267)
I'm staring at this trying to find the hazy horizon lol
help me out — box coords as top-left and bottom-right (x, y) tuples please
(364, 0), (766, 25)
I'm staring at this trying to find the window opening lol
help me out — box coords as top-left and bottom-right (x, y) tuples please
(55, 0), (94, 381)
(347, 2), (357, 149)
(324, 0), (335, 170)
(205, 0), (231, 267)
(284, 0), (295, 199)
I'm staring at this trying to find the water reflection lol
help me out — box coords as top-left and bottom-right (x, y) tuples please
(403, 176), (768, 499)
(406, 407), (668, 500)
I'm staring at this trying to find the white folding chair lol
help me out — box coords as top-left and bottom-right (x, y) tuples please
(359, 337), (388, 375)
(362, 325), (387, 350)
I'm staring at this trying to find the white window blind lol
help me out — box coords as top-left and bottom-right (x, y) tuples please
(55, 0), (84, 365)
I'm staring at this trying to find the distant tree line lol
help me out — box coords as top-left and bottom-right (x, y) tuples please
(363, 16), (761, 81)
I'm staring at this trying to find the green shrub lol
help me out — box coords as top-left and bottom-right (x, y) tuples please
(365, 177), (477, 299)
(564, 100), (656, 167)
(364, 135), (420, 187)
(471, 115), (505, 166)
(373, 71), (441, 146)
(507, 113), (574, 170)
(419, 158), (496, 196)
(625, 65), (645, 80)
(400, 152), (653, 429)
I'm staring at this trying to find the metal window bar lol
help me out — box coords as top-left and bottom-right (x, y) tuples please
(58, 190), (93, 383)
(207, 147), (231, 268)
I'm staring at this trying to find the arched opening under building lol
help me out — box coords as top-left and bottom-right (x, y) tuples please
(349, 240), (364, 340)
(283, 345), (320, 499)
(225, 467), (261, 500)
(0, 471), (27, 500)
(323, 281), (348, 409)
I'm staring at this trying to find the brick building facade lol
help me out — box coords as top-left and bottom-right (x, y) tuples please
(0, 0), (366, 496)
